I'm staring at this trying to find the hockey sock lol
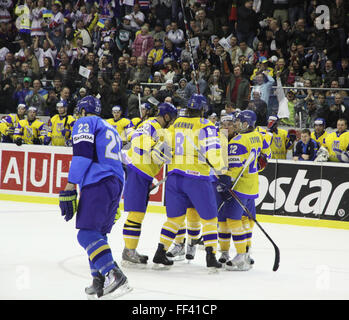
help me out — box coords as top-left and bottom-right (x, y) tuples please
(174, 222), (186, 244)
(77, 229), (115, 276)
(160, 215), (186, 250)
(227, 219), (247, 254)
(242, 216), (254, 249)
(123, 211), (145, 250)
(201, 217), (218, 254)
(218, 221), (231, 252)
(186, 208), (201, 244)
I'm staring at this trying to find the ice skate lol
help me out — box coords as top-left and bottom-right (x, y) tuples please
(166, 239), (185, 261)
(85, 273), (105, 300)
(121, 248), (148, 269)
(152, 243), (174, 270)
(246, 246), (254, 266)
(218, 251), (230, 264)
(185, 240), (197, 261)
(225, 253), (251, 271)
(205, 247), (222, 273)
(100, 268), (133, 300)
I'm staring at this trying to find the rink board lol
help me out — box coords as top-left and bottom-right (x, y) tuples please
(0, 143), (349, 230)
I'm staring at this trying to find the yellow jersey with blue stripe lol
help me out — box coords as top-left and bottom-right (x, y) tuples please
(0, 114), (23, 138)
(226, 130), (271, 199)
(167, 116), (226, 180)
(126, 118), (165, 180)
(257, 127), (291, 159)
(324, 130), (349, 162)
(13, 118), (46, 144)
(47, 114), (76, 146)
(106, 117), (134, 142)
(311, 131), (328, 148)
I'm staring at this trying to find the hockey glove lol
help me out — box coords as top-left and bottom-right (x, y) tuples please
(59, 190), (78, 221)
(33, 137), (42, 145)
(43, 136), (51, 145)
(151, 141), (172, 165)
(216, 175), (233, 200)
(288, 129), (297, 143)
(257, 153), (268, 172)
(15, 138), (23, 146)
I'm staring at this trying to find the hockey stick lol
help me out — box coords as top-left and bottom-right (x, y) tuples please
(186, 135), (280, 272)
(179, 0), (200, 94)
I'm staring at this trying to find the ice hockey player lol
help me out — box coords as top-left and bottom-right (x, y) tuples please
(45, 101), (76, 146)
(106, 105), (135, 144)
(58, 95), (132, 300)
(0, 103), (27, 143)
(13, 106), (47, 145)
(152, 93), (226, 272)
(215, 110), (271, 271)
(121, 102), (178, 268)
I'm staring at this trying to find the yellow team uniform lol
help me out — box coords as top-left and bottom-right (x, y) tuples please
(218, 130), (271, 256)
(126, 118), (165, 179)
(324, 130), (349, 162)
(47, 114), (76, 146)
(106, 117), (134, 142)
(311, 131), (328, 148)
(167, 117), (226, 178)
(226, 130), (271, 199)
(13, 118), (46, 144)
(0, 114), (23, 142)
(257, 126), (291, 159)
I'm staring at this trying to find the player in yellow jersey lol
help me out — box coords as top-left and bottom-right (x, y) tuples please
(46, 101), (76, 146)
(0, 104), (27, 143)
(311, 118), (328, 148)
(106, 105), (134, 144)
(131, 102), (154, 129)
(121, 102), (178, 268)
(216, 110), (271, 271)
(13, 106), (47, 145)
(152, 94), (226, 272)
(324, 118), (349, 162)
(260, 115), (296, 159)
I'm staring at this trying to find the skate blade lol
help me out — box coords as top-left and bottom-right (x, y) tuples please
(100, 281), (133, 300)
(152, 263), (172, 270)
(207, 267), (220, 274)
(86, 293), (98, 300)
(167, 255), (185, 262)
(225, 264), (250, 271)
(121, 260), (147, 269)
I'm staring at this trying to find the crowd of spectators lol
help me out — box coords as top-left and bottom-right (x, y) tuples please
(0, 0), (349, 129)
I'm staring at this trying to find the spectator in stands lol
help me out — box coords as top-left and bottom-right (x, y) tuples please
(250, 70), (275, 107)
(225, 65), (250, 110)
(25, 79), (47, 115)
(236, 0), (259, 48)
(321, 60), (338, 88)
(293, 128), (319, 161)
(127, 83), (142, 119)
(324, 93), (349, 129)
(132, 25), (154, 59)
(247, 89), (268, 126)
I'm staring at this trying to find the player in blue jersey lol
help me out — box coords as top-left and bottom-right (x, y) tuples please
(59, 95), (132, 300)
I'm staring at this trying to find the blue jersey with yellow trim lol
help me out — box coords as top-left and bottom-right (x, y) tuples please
(167, 116), (226, 180)
(68, 115), (124, 189)
(226, 130), (271, 199)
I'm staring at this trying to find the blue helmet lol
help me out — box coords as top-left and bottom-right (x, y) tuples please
(238, 110), (257, 127)
(77, 95), (101, 115)
(187, 94), (208, 112)
(158, 102), (177, 119)
(141, 102), (151, 110)
(314, 118), (326, 126)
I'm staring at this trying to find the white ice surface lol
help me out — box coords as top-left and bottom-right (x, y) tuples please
(1, 200), (349, 300)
